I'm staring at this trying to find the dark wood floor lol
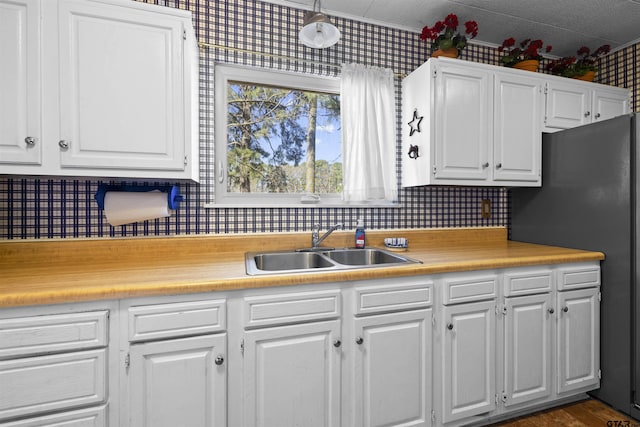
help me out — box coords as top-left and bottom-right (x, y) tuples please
(493, 399), (638, 426)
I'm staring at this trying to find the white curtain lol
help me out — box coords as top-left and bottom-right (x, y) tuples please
(341, 63), (398, 202)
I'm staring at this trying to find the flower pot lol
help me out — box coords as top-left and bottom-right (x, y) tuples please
(513, 60), (539, 72)
(572, 71), (596, 82)
(432, 48), (459, 58)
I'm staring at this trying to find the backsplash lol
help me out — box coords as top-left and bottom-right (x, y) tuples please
(0, 0), (636, 239)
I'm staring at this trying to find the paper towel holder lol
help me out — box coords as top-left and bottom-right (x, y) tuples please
(94, 184), (183, 210)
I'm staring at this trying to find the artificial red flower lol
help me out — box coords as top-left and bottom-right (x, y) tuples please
(419, 13), (479, 54)
(465, 21), (478, 38)
(444, 13), (458, 29)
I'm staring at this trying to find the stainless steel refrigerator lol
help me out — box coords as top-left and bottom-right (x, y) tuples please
(511, 113), (639, 419)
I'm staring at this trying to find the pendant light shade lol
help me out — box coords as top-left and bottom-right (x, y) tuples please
(299, 1), (340, 49)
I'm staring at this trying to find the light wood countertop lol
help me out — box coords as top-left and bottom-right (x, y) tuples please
(0, 227), (604, 308)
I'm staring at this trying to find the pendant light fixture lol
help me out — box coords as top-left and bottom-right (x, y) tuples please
(299, 0), (340, 49)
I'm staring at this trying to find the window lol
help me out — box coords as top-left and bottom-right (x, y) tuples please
(213, 65), (342, 206)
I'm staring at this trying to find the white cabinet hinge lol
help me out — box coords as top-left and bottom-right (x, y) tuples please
(502, 305), (508, 315)
(431, 315), (436, 328)
(495, 394), (500, 405)
(544, 83), (548, 95)
(432, 68), (437, 78)
(125, 353), (130, 372)
(431, 410), (436, 423)
(432, 165), (437, 175)
(183, 29), (187, 40)
(240, 339), (244, 356)
(598, 369), (602, 379)
(184, 155), (188, 166)
(598, 292), (602, 302)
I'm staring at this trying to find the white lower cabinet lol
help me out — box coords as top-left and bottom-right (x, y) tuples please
(128, 334), (227, 427)
(0, 262), (600, 427)
(503, 293), (553, 407)
(0, 302), (115, 427)
(242, 320), (342, 427)
(122, 297), (227, 427)
(441, 301), (496, 423)
(556, 287), (600, 394)
(352, 309), (432, 427)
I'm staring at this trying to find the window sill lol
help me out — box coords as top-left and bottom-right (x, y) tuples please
(203, 201), (401, 209)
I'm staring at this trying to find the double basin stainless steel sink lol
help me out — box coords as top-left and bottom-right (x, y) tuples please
(245, 247), (421, 275)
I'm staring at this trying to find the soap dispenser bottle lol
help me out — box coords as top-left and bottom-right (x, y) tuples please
(355, 219), (366, 249)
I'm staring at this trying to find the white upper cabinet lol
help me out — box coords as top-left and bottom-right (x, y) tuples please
(402, 58), (543, 188)
(403, 57), (630, 188)
(0, 0), (199, 181)
(493, 71), (543, 184)
(544, 79), (630, 132)
(433, 63), (492, 182)
(0, 0), (41, 165)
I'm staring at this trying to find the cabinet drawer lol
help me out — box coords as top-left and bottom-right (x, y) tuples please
(0, 405), (106, 427)
(0, 311), (108, 359)
(0, 349), (106, 421)
(441, 274), (497, 305)
(128, 299), (226, 342)
(355, 282), (433, 315)
(243, 290), (341, 328)
(557, 265), (600, 291)
(503, 269), (552, 297)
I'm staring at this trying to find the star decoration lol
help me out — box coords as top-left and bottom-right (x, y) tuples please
(408, 109), (423, 136)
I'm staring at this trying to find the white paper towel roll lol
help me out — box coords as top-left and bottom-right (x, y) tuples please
(104, 191), (171, 226)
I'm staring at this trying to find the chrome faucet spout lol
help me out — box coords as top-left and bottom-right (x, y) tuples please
(312, 223), (344, 248)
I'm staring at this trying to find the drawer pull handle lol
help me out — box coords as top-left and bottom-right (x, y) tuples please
(215, 355), (224, 366)
(355, 337), (364, 345)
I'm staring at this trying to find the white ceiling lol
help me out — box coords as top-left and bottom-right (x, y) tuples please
(262, 0), (640, 57)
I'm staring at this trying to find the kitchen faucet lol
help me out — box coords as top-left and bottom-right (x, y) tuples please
(311, 223), (344, 248)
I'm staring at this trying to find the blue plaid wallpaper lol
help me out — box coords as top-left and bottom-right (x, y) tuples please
(0, 0), (635, 239)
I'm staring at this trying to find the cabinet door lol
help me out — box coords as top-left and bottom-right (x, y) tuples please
(243, 320), (341, 427)
(128, 334), (227, 427)
(441, 300), (496, 423)
(503, 293), (552, 407)
(433, 63), (492, 181)
(56, 0), (186, 172)
(544, 81), (591, 130)
(0, 0), (41, 165)
(493, 73), (542, 184)
(352, 309), (431, 427)
(592, 88), (630, 122)
(557, 287), (600, 394)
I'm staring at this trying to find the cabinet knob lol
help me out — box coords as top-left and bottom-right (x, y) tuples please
(496, 163), (502, 169)
(584, 111), (591, 117)
(24, 137), (36, 146)
(562, 306), (569, 313)
(58, 140), (70, 149)
(482, 162), (489, 169)
(333, 339), (342, 348)
(214, 355), (224, 366)
(355, 336), (364, 345)
(447, 323), (454, 331)
(548, 308), (555, 314)
(595, 113), (601, 119)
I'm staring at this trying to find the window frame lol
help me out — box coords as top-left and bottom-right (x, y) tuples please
(211, 64), (346, 207)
